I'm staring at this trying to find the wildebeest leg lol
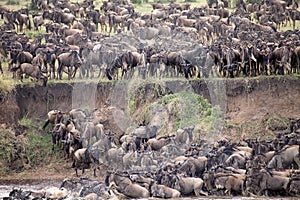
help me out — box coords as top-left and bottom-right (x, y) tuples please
(197, 66), (201, 78)
(147, 64), (152, 77)
(250, 60), (255, 76)
(57, 65), (62, 80)
(71, 67), (78, 79)
(194, 187), (208, 197)
(19, 21), (24, 32)
(254, 61), (259, 76)
(68, 67), (72, 80)
(50, 64), (55, 79)
(279, 66), (284, 75)
(97, 65), (103, 78)
(94, 169), (97, 177)
(263, 56), (269, 75)
(19, 72), (24, 82)
(52, 134), (56, 151)
(293, 20), (296, 30)
(65, 143), (70, 159)
(294, 156), (300, 169)
(93, 165), (100, 177)
(139, 67), (146, 79)
(273, 62), (278, 75)
(130, 68), (135, 79)
(90, 66), (95, 79)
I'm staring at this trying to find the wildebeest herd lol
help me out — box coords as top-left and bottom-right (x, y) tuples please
(1, 0), (300, 198)
(0, 0), (300, 85)
(39, 106), (300, 199)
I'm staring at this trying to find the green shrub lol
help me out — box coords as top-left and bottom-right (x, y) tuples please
(0, 118), (54, 174)
(29, 2), (40, 10)
(6, 0), (20, 5)
(131, 0), (143, 4)
(154, 0), (170, 4)
(25, 130), (52, 168)
(26, 29), (45, 39)
(246, 0), (263, 4)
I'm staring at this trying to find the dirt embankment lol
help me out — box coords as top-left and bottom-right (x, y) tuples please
(0, 76), (300, 132)
(0, 76), (300, 182)
(225, 77), (300, 123)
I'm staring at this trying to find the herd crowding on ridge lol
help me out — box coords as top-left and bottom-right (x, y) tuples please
(40, 105), (300, 198)
(0, 0), (300, 85)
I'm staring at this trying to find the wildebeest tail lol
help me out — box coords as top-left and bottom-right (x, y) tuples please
(42, 119), (50, 130)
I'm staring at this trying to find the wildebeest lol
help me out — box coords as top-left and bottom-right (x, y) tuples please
(267, 145), (300, 170)
(42, 110), (64, 131)
(66, 127), (83, 159)
(12, 10), (31, 32)
(174, 175), (208, 196)
(177, 156), (208, 177)
(122, 151), (139, 170)
(53, 10), (76, 27)
(106, 50), (146, 80)
(161, 52), (188, 78)
(72, 147), (100, 177)
(11, 63), (48, 86)
(41, 49), (57, 79)
(147, 135), (174, 151)
(214, 173), (245, 196)
(105, 170), (150, 198)
(57, 50), (82, 80)
(32, 13), (44, 31)
(51, 122), (68, 151)
(150, 181), (181, 198)
(269, 45), (292, 75)
(15, 51), (33, 68)
(255, 168), (291, 196)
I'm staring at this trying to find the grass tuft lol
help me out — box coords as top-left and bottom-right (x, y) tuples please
(6, 0), (20, 5)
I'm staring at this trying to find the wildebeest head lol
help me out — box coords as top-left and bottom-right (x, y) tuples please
(106, 55), (123, 80)
(69, 50), (82, 66)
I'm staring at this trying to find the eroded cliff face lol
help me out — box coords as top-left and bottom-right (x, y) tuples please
(0, 89), (19, 124)
(225, 77), (300, 124)
(1, 82), (113, 123)
(0, 76), (299, 129)
(0, 77), (299, 173)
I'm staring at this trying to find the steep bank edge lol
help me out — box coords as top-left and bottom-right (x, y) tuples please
(0, 76), (299, 129)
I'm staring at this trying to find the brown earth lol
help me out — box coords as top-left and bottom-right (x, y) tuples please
(0, 144), (108, 184)
(2, 76), (299, 126)
(0, 76), (300, 183)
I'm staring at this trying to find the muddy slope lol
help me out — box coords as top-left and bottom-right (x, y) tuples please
(1, 76), (300, 128)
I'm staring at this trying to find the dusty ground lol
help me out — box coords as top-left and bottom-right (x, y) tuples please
(0, 158), (108, 185)
(0, 164), (70, 185)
